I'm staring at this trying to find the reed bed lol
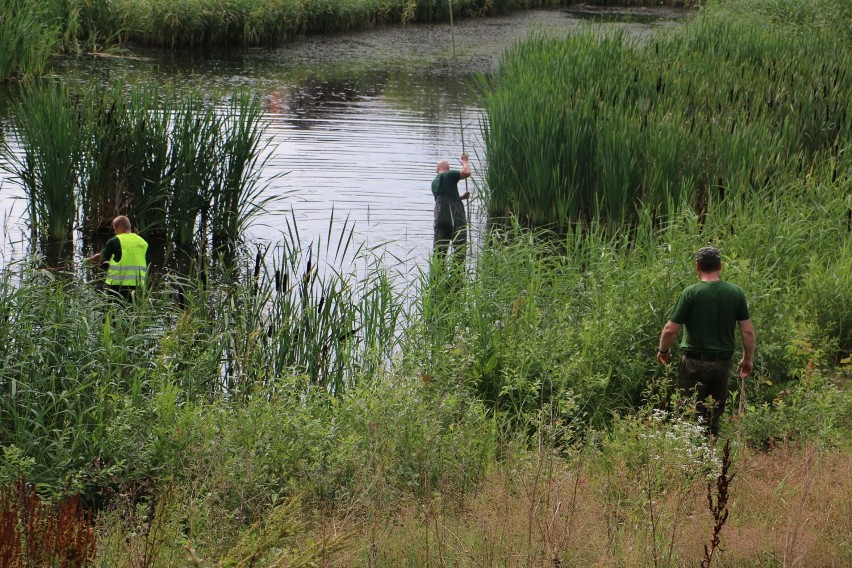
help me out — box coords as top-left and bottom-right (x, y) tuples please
(34, 0), (561, 48)
(2, 82), (271, 268)
(481, 0), (852, 229)
(0, 0), (850, 561)
(1, 131), (849, 565)
(0, 0), (57, 82)
(0, 221), (407, 490)
(1, 83), (82, 265)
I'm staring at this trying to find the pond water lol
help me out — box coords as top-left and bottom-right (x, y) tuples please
(0, 8), (689, 272)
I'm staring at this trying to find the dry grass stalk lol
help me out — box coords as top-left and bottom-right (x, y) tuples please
(0, 481), (96, 566)
(701, 439), (734, 567)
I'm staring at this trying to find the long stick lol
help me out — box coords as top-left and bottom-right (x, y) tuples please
(447, 0), (471, 249)
(737, 373), (746, 461)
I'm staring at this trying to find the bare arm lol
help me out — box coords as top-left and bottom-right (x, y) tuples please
(85, 252), (102, 266)
(657, 320), (681, 364)
(459, 153), (471, 180)
(737, 319), (755, 378)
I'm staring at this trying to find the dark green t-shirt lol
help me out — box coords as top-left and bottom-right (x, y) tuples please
(101, 236), (122, 263)
(432, 170), (462, 201)
(668, 280), (750, 357)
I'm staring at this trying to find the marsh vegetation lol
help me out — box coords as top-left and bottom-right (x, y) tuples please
(0, 0), (850, 565)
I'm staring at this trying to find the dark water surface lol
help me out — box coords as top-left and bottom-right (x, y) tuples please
(0, 8), (688, 271)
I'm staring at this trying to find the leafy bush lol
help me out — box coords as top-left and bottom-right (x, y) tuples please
(741, 371), (852, 448)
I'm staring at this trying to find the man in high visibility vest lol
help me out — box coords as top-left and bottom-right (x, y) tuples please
(86, 215), (148, 302)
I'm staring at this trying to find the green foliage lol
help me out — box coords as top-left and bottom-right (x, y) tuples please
(2, 82), (272, 268)
(1, 83), (82, 264)
(481, 0), (852, 229)
(35, 0), (561, 48)
(741, 372), (852, 449)
(0, 6), (850, 562)
(0, 0), (57, 82)
(404, 165), (851, 433)
(0, 227), (409, 495)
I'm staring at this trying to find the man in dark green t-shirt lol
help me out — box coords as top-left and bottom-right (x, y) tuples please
(432, 153), (471, 263)
(657, 247), (756, 436)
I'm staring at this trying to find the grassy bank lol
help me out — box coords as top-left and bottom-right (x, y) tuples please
(0, 0), (697, 80)
(1, 160), (849, 561)
(481, 0), (851, 229)
(36, 0), (544, 49)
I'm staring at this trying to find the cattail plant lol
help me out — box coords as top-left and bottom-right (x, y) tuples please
(3, 81), (273, 271)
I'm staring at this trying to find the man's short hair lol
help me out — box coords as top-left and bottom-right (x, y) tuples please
(695, 246), (722, 272)
(113, 215), (132, 232)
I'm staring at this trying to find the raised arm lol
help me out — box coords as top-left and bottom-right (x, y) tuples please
(459, 153), (471, 180)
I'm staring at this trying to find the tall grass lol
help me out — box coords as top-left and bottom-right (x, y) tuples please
(481, 0), (852, 229)
(0, 218), (406, 490)
(1, 83), (83, 265)
(34, 0), (559, 49)
(404, 151), (851, 424)
(0, 121), (849, 568)
(0, 0), (57, 82)
(2, 82), (272, 268)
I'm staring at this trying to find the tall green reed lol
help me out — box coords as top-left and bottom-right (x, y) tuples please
(0, 0), (57, 82)
(4, 81), (271, 269)
(209, 93), (275, 262)
(480, 0), (852, 229)
(0, 215), (407, 491)
(258, 214), (404, 394)
(1, 83), (83, 265)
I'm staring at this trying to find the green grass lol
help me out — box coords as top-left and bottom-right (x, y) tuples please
(0, 221), (408, 492)
(0, 0), (849, 563)
(1, 119), (849, 568)
(36, 0), (564, 48)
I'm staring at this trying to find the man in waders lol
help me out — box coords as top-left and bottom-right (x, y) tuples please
(432, 153), (471, 263)
(656, 247), (756, 437)
(85, 215), (148, 302)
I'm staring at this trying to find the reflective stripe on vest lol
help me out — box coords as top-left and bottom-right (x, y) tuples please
(106, 233), (148, 287)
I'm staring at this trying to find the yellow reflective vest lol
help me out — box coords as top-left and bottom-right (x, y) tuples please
(106, 233), (148, 287)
